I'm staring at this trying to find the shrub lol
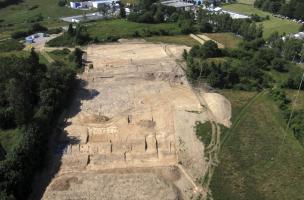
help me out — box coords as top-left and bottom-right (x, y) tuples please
(28, 5), (39, 10)
(26, 14), (43, 23)
(58, 0), (66, 7)
(30, 23), (48, 33)
(47, 28), (63, 35)
(11, 31), (28, 39)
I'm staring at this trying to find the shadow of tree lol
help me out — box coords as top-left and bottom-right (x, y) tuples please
(29, 78), (98, 200)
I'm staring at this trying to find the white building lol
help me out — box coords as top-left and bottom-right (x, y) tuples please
(92, 0), (120, 8)
(70, 0), (119, 9)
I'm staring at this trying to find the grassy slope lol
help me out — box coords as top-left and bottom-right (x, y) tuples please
(210, 90), (304, 200)
(145, 35), (199, 46)
(0, 129), (21, 152)
(86, 19), (182, 40)
(222, 3), (300, 38)
(203, 33), (242, 49)
(0, 0), (82, 39)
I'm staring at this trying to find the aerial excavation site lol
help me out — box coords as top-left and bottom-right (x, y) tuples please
(38, 41), (231, 200)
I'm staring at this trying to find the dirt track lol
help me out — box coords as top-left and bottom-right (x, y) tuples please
(38, 40), (231, 200)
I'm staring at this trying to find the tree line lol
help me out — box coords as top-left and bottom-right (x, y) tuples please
(0, 48), (82, 199)
(254, 0), (304, 20)
(269, 88), (304, 147)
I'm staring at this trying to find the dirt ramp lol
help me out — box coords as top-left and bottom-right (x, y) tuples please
(202, 92), (232, 127)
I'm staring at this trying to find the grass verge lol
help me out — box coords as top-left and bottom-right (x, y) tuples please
(145, 35), (200, 46)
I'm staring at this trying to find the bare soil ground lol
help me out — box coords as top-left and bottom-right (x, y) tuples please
(37, 40), (231, 200)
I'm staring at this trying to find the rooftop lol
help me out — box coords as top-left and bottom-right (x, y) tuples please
(161, 0), (193, 8)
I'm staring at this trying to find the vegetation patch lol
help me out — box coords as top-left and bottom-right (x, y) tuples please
(195, 121), (212, 149)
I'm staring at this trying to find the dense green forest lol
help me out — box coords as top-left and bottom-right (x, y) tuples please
(0, 48), (83, 199)
(254, 0), (304, 20)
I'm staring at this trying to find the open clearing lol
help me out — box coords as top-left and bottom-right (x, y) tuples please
(222, 3), (301, 38)
(35, 40), (232, 200)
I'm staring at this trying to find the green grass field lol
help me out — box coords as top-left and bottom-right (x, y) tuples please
(0, 129), (21, 153)
(203, 33), (242, 48)
(222, 3), (301, 38)
(145, 35), (199, 46)
(0, 0), (82, 39)
(86, 19), (182, 40)
(209, 90), (304, 200)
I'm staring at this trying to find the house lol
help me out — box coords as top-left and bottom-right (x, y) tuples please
(70, 2), (81, 9)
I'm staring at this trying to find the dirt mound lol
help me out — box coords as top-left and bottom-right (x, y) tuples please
(202, 92), (232, 127)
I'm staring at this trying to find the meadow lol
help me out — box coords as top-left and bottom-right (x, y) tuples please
(222, 3), (301, 38)
(208, 90), (304, 200)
